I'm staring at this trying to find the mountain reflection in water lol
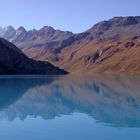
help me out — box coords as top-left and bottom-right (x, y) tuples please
(0, 75), (140, 128)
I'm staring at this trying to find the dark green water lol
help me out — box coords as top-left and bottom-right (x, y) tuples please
(0, 74), (140, 140)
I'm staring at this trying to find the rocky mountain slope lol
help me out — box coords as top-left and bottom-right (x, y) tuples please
(0, 38), (67, 74)
(1, 16), (140, 74)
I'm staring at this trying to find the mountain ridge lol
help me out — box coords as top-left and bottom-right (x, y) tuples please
(0, 16), (140, 74)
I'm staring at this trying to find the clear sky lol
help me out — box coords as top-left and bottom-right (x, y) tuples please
(0, 0), (140, 33)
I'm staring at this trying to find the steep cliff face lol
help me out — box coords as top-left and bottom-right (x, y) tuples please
(0, 38), (67, 74)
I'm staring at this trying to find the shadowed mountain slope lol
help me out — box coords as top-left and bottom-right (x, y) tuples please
(0, 38), (67, 74)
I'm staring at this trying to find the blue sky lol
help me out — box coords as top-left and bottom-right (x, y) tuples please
(0, 0), (140, 33)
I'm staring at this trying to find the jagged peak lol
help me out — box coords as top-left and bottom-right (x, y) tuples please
(17, 26), (27, 32)
(3, 26), (15, 31)
(40, 26), (55, 32)
(7, 25), (15, 29)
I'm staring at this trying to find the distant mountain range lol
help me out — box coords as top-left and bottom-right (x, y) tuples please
(0, 16), (140, 74)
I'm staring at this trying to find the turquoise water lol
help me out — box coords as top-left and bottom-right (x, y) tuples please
(0, 74), (140, 140)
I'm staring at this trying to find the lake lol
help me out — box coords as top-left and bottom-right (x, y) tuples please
(0, 74), (140, 140)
